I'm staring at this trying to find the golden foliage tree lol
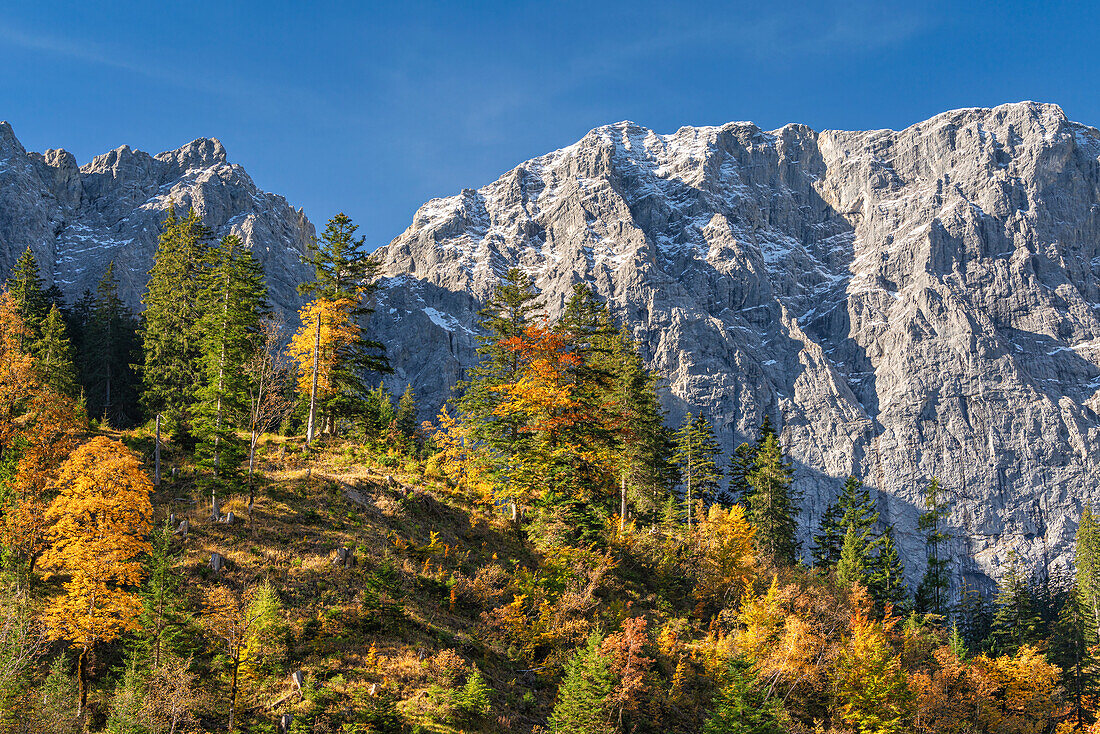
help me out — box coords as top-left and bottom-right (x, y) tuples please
(287, 296), (361, 438)
(0, 289), (85, 579)
(40, 437), (153, 716)
(693, 504), (756, 616)
(834, 609), (914, 734)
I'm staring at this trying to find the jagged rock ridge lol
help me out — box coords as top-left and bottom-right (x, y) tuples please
(370, 101), (1100, 594)
(0, 122), (313, 312)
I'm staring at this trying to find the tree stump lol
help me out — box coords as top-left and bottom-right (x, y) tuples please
(175, 519), (189, 537)
(334, 547), (355, 568)
(209, 552), (225, 574)
(222, 511), (235, 525)
(289, 670), (304, 691)
(278, 714), (293, 734)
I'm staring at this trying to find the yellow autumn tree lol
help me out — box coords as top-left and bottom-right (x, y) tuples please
(694, 504), (756, 615)
(834, 608), (914, 734)
(0, 288), (84, 579)
(286, 296), (360, 439)
(40, 436), (153, 717)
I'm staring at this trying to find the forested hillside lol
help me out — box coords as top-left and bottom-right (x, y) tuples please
(2, 206), (1099, 733)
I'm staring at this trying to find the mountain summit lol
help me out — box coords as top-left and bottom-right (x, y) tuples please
(0, 124), (313, 313)
(369, 101), (1100, 591)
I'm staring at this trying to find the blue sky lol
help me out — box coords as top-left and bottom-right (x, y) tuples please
(2, 1), (1098, 248)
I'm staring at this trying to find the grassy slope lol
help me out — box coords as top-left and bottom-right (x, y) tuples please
(154, 434), (583, 733)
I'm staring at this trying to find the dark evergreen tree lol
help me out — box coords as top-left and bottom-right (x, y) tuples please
(6, 247), (48, 346)
(703, 656), (785, 734)
(1077, 505), (1100, 641)
(298, 212), (389, 380)
(747, 432), (800, 566)
(362, 383), (396, 439)
(836, 523), (869, 589)
(610, 325), (671, 525)
(140, 206), (210, 433)
(1050, 581), (1100, 730)
(193, 235), (268, 487)
(727, 441), (756, 506)
(989, 555), (1041, 655)
(869, 528), (909, 612)
(915, 478), (951, 617)
(813, 475), (880, 569)
(548, 630), (613, 734)
(85, 262), (141, 426)
(32, 303), (78, 398)
(671, 413), (722, 530)
(955, 583), (993, 654)
(395, 383), (419, 443)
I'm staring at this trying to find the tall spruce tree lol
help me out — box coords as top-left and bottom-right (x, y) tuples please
(836, 523), (869, 589)
(813, 475), (880, 569)
(747, 432), (800, 566)
(141, 206), (210, 434)
(193, 235), (268, 487)
(33, 304), (78, 399)
(1050, 581), (1100, 730)
(727, 442), (756, 506)
(955, 583), (992, 654)
(454, 268), (543, 510)
(869, 528), (909, 611)
(85, 263), (141, 426)
(548, 630), (613, 734)
(671, 413), (722, 531)
(6, 247), (48, 347)
(915, 478), (951, 617)
(1077, 505), (1100, 640)
(609, 325), (670, 526)
(395, 383), (418, 444)
(989, 555), (1041, 655)
(298, 212), (389, 426)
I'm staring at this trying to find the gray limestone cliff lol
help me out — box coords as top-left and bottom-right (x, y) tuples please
(0, 123), (313, 313)
(369, 101), (1100, 595)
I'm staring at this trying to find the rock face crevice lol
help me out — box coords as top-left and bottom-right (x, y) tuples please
(369, 102), (1100, 595)
(0, 122), (313, 313)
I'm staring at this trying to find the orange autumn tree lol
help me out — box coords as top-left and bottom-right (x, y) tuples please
(287, 296), (361, 439)
(834, 608), (914, 734)
(0, 288), (84, 578)
(40, 436), (153, 717)
(491, 323), (616, 539)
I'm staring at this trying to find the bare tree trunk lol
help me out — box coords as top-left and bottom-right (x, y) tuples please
(620, 471), (627, 533)
(229, 653), (240, 732)
(306, 309), (321, 445)
(77, 645), (88, 722)
(155, 414), (161, 487)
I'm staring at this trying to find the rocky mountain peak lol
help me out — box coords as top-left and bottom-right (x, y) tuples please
(368, 101), (1100, 596)
(0, 127), (312, 314)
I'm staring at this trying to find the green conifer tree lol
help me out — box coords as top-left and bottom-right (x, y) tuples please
(813, 475), (880, 569)
(747, 432), (800, 566)
(6, 247), (48, 345)
(836, 523), (869, 589)
(672, 413), (723, 530)
(395, 383), (419, 443)
(193, 235), (268, 487)
(989, 554), (1041, 655)
(85, 262), (140, 426)
(915, 478), (951, 617)
(139, 521), (192, 667)
(141, 206), (210, 433)
(869, 528), (909, 612)
(1050, 581), (1100, 730)
(33, 303), (78, 398)
(454, 268), (543, 507)
(610, 325), (670, 526)
(727, 442), (757, 506)
(548, 630), (613, 734)
(298, 212), (389, 386)
(1077, 505), (1100, 640)
(703, 656), (785, 734)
